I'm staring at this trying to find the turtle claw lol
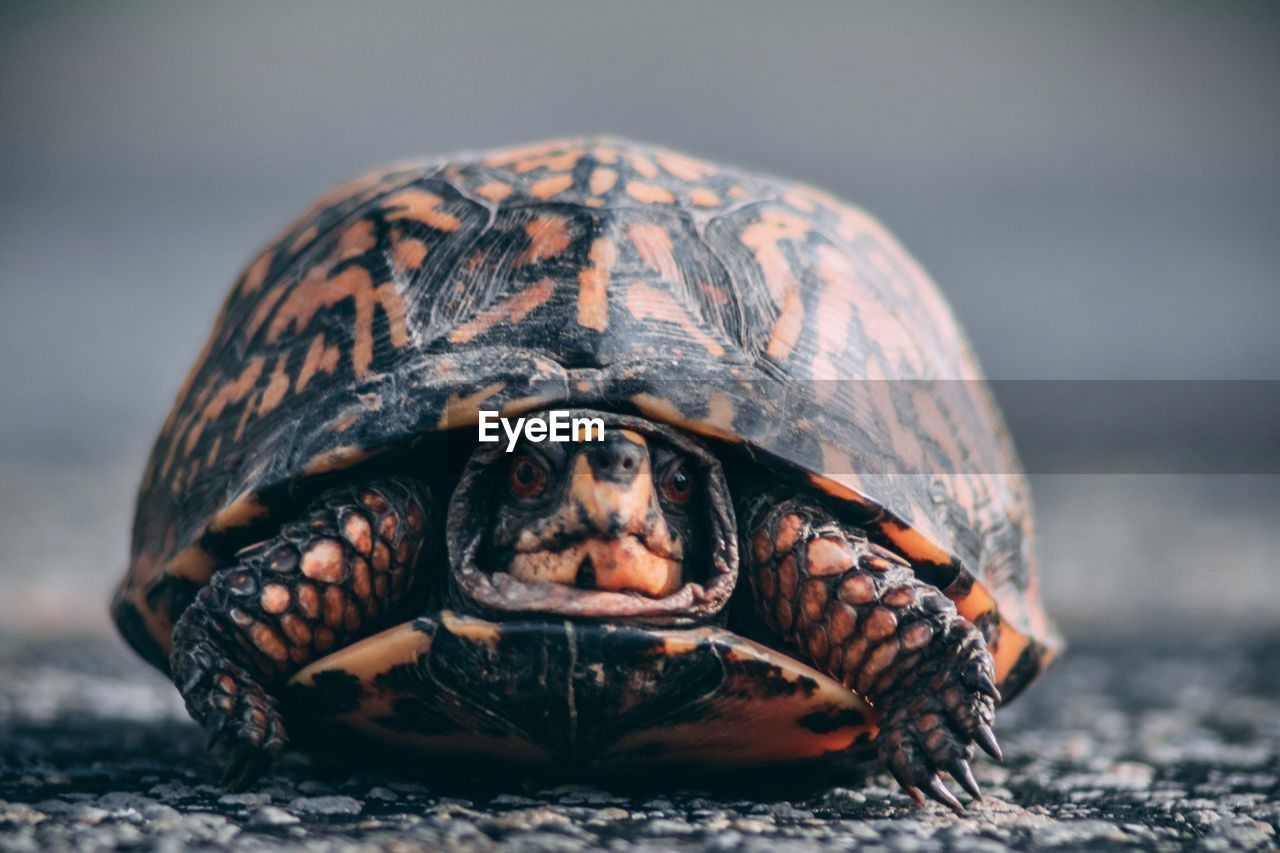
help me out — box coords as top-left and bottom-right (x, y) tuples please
(948, 758), (983, 801)
(220, 742), (272, 791)
(971, 673), (1002, 703)
(923, 775), (966, 816)
(974, 723), (1003, 763)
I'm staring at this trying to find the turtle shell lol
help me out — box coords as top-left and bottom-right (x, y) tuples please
(112, 137), (1059, 701)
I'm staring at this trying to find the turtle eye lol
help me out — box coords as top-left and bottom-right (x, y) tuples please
(508, 454), (548, 501)
(659, 461), (694, 506)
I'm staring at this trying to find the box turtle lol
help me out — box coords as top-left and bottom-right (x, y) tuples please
(111, 137), (1059, 812)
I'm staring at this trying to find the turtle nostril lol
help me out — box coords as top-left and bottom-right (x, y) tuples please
(575, 557), (597, 589)
(587, 434), (646, 483)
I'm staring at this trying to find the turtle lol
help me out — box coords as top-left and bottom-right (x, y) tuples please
(111, 137), (1059, 812)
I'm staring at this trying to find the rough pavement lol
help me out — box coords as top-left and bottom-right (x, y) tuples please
(1, 630), (1277, 851)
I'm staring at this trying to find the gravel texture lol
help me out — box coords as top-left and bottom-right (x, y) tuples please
(1, 631), (1277, 851)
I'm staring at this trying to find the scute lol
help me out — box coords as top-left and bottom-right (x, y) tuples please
(113, 137), (1058, 698)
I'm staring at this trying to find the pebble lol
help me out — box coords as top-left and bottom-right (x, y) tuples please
(287, 795), (364, 816)
(248, 805), (302, 827)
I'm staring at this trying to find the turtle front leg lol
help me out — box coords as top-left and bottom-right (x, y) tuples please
(170, 478), (433, 788)
(741, 493), (1001, 814)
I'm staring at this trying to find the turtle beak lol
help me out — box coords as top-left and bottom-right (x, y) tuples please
(559, 430), (683, 596)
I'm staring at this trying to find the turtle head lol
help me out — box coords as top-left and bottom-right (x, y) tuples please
(490, 426), (695, 597)
(446, 409), (738, 623)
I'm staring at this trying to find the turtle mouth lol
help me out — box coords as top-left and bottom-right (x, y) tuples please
(452, 535), (728, 624)
(506, 534), (684, 599)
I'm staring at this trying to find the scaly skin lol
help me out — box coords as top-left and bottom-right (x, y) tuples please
(741, 493), (1001, 814)
(169, 478), (433, 788)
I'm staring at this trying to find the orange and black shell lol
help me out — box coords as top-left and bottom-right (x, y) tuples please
(112, 137), (1059, 700)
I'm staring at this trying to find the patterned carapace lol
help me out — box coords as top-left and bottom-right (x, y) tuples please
(112, 137), (1058, 700)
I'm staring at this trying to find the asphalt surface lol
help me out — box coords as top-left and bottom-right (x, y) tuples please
(1, 629), (1277, 851)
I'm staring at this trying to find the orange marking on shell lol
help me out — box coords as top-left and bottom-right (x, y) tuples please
(783, 190), (817, 213)
(381, 188), (461, 231)
(180, 356), (265, 457)
(302, 445), (376, 476)
(577, 237), (615, 331)
(807, 245), (858, 381)
(624, 282), (726, 358)
(992, 625), (1031, 686)
(511, 149), (581, 174)
(296, 333), (341, 394)
(336, 219), (377, 257)
(879, 517), (953, 568)
(765, 284), (803, 360)
(515, 216), (572, 266)
(627, 222), (681, 284)
(208, 492), (269, 534)
(530, 174), (574, 199)
(267, 265), (408, 378)
(655, 150), (713, 182)
(806, 472), (877, 510)
(257, 356), (291, 415)
(302, 539), (345, 583)
(688, 188), (722, 207)
(244, 283), (289, 341)
(238, 251), (272, 296)
(589, 167), (617, 196)
(629, 393), (741, 445)
(741, 206), (811, 299)
(437, 381), (508, 428)
(626, 182), (675, 204)
(625, 151), (659, 179)
(591, 143), (619, 164)
(393, 237), (429, 270)
(484, 139), (577, 167)
(448, 278), (556, 344)
(288, 224), (319, 253)
(475, 181), (512, 202)
(166, 545), (219, 584)
(205, 435), (222, 467)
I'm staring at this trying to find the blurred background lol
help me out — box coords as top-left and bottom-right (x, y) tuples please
(1, 1), (1276, 639)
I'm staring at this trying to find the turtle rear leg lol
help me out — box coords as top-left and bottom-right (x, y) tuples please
(170, 477), (434, 788)
(740, 492), (1000, 814)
